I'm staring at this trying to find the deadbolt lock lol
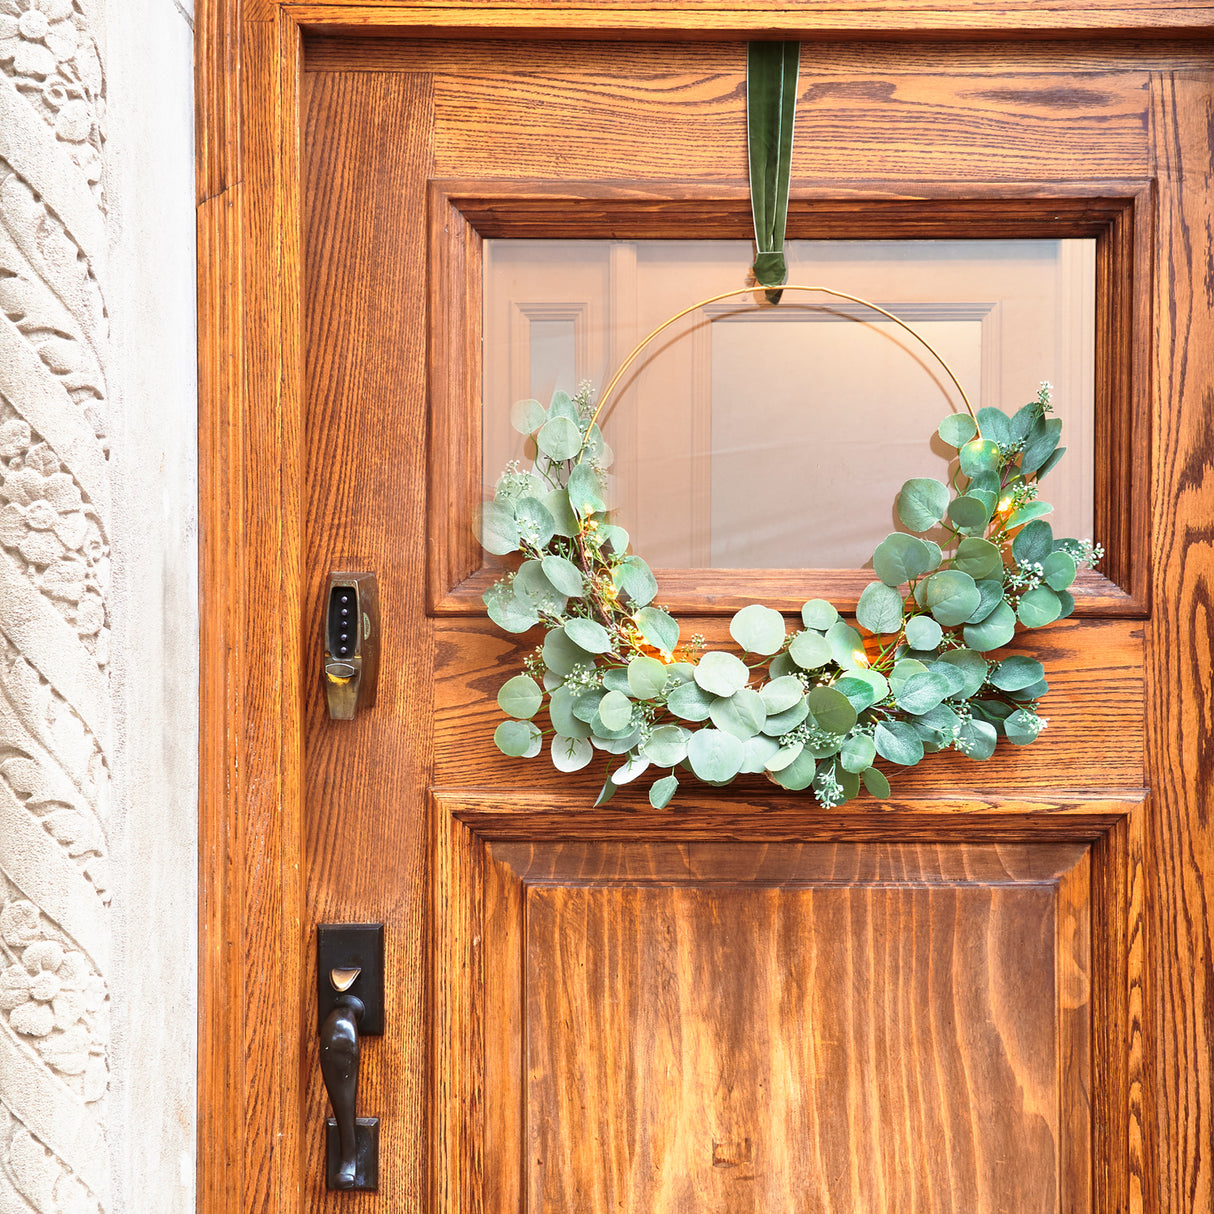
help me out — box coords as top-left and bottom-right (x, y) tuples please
(323, 572), (379, 720)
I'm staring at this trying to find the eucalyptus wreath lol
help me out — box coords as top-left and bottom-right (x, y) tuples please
(477, 378), (1101, 810)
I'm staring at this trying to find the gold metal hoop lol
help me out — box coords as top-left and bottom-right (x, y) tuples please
(584, 284), (980, 443)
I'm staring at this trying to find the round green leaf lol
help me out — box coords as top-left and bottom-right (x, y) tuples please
(904, 615), (943, 651)
(807, 685), (858, 735)
(990, 655), (1046, 692)
(549, 688), (591, 739)
(840, 733), (877, 774)
(542, 487), (578, 537)
(896, 478), (950, 532)
(765, 741), (804, 773)
(597, 524), (630, 557)
(612, 556), (658, 608)
(551, 735), (593, 772)
(513, 497), (556, 548)
(730, 603), (787, 655)
(649, 774), (679, 809)
(861, 766), (891, 798)
(827, 619), (867, 669)
(760, 675), (805, 714)
(959, 438), (1002, 477)
(544, 627), (593, 675)
(514, 560), (564, 614)
(485, 591), (539, 635)
(687, 729), (745, 783)
(741, 734), (781, 774)
(762, 696), (810, 737)
(951, 537), (1002, 581)
(1017, 586), (1063, 627)
(834, 674), (881, 712)
(872, 533), (938, 587)
(564, 617), (613, 654)
(643, 725), (690, 768)
(510, 397), (547, 434)
(947, 494), (991, 532)
(1021, 416), (1062, 474)
(667, 680), (715, 722)
(627, 655), (668, 699)
(710, 688), (767, 740)
(963, 601), (1017, 651)
(536, 415), (584, 461)
(890, 658), (929, 693)
(874, 720), (925, 767)
(475, 501), (521, 555)
(789, 630), (832, 670)
(1042, 550), (1077, 591)
(957, 719), (998, 760)
(597, 689), (634, 731)
(857, 581), (904, 635)
(635, 606), (679, 654)
(1006, 500), (1054, 529)
(566, 461), (606, 516)
(611, 755), (650, 785)
(976, 407), (1012, 447)
(894, 671), (949, 715)
(969, 578), (1006, 624)
(801, 599), (839, 630)
(924, 569), (981, 627)
(541, 554), (585, 597)
(770, 747), (817, 790)
(1012, 519), (1054, 566)
(497, 674), (543, 719)
(926, 660), (968, 698)
(694, 651), (750, 697)
(494, 719), (540, 757)
(1004, 708), (1043, 745)
(938, 413), (978, 448)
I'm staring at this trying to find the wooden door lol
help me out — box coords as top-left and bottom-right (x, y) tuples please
(197, 11), (1214, 1214)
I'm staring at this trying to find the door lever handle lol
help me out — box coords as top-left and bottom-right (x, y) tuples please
(319, 995), (365, 1189)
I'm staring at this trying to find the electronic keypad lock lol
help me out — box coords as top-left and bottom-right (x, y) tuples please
(323, 572), (379, 720)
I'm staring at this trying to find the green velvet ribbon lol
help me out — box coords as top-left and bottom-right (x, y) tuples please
(747, 42), (800, 304)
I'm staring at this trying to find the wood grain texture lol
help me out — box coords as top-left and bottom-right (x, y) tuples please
(302, 67), (435, 1209)
(1147, 68), (1214, 1213)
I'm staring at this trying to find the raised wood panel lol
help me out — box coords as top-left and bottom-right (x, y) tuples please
(433, 795), (1144, 1212)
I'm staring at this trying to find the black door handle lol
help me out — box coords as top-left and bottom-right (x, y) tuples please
(319, 996), (365, 1189)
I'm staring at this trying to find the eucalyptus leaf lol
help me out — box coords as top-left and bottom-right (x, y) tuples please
(1042, 550), (1077, 591)
(564, 617), (613, 654)
(789, 629), (832, 670)
(635, 606), (679, 654)
(872, 532), (938, 587)
(895, 671), (950, 715)
(835, 673), (884, 711)
(612, 556), (658, 608)
(627, 655), (668, 699)
(959, 438), (1002, 477)
(710, 688), (767, 739)
(801, 598), (839, 630)
(572, 688), (606, 724)
(1017, 586), (1063, 627)
(514, 560), (565, 614)
(827, 619), (867, 669)
(536, 415), (583, 461)
(741, 733), (782, 774)
(1006, 500), (1054, 529)
(730, 603), (787, 655)
(1012, 519), (1054, 566)
(963, 601), (1017, 651)
(475, 501), (521, 555)
(667, 680), (716, 722)
(990, 655), (1045, 691)
(485, 591), (539, 635)
(926, 659), (968, 699)
(770, 748), (817, 790)
(643, 725), (690, 768)
(951, 538), (1002, 581)
(1004, 707), (1043, 745)
(904, 614), (943, 651)
(765, 741), (804, 773)
(840, 733), (877, 773)
(687, 729), (745, 783)
(547, 389), (579, 422)
(566, 461), (606, 516)
(1021, 416), (1062, 474)
(497, 674), (543, 720)
(957, 719), (998, 760)
(541, 554), (585, 597)
(808, 685), (857, 735)
(924, 569), (981, 627)
(761, 696), (810, 737)
(1009, 678), (1049, 701)
(976, 407), (1012, 447)
(889, 658), (929, 693)
(857, 581), (904, 634)
(874, 720), (925, 767)
(694, 650), (751, 697)
(597, 524), (630, 557)
(494, 719), (540, 758)
(938, 413), (978, 448)
(542, 487), (578, 537)
(598, 689), (634, 731)
(862, 766), (891, 798)
(649, 774), (679, 809)
(549, 688), (591, 739)
(1035, 445), (1066, 481)
(544, 627), (593, 675)
(760, 675), (806, 714)
(594, 778), (618, 807)
(611, 755), (651, 785)
(510, 397), (547, 435)
(968, 578), (1006, 624)
(896, 478), (950, 532)
(947, 494), (991, 532)
(551, 735), (594, 772)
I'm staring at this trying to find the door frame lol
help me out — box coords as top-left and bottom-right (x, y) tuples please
(195, 5), (1214, 1211)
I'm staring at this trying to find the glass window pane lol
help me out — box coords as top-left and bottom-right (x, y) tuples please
(483, 238), (1095, 569)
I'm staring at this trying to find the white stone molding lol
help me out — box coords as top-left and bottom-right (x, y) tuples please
(0, 0), (111, 1210)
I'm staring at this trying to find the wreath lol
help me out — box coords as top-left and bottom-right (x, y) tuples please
(476, 287), (1102, 809)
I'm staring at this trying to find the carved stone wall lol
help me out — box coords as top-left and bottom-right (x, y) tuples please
(0, 0), (112, 1209)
